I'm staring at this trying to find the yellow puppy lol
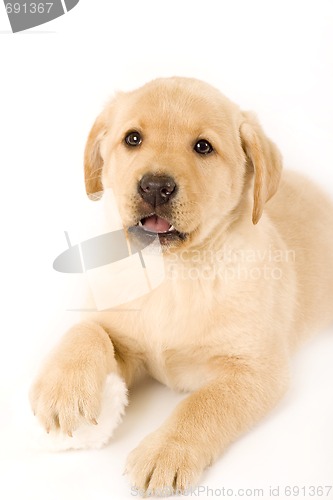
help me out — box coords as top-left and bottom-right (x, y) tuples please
(30, 77), (333, 495)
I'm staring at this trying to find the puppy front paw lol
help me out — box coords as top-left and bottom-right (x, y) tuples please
(29, 372), (128, 451)
(30, 361), (105, 436)
(126, 430), (205, 496)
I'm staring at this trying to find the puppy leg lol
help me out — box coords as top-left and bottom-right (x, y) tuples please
(30, 321), (137, 436)
(126, 356), (289, 495)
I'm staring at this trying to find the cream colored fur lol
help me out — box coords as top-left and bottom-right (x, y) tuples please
(29, 373), (127, 451)
(30, 77), (333, 496)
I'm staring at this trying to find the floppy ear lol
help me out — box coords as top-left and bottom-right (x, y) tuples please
(240, 112), (282, 224)
(84, 111), (107, 200)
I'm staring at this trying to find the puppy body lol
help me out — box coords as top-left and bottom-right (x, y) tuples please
(31, 78), (333, 494)
(267, 171), (333, 339)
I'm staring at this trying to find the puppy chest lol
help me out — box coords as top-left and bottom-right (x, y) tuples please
(144, 346), (218, 392)
(139, 282), (224, 390)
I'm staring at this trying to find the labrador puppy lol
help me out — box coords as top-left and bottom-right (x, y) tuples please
(30, 77), (333, 495)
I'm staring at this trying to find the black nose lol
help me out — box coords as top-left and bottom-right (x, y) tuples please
(139, 174), (177, 207)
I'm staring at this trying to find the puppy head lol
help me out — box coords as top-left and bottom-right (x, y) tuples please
(84, 77), (282, 248)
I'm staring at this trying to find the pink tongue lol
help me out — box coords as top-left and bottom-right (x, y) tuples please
(142, 215), (171, 233)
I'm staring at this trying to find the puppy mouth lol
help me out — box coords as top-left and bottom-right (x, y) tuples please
(129, 213), (187, 243)
(139, 214), (176, 234)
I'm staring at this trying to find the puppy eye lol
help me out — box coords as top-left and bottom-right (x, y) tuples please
(125, 131), (142, 147)
(194, 139), (213, 155)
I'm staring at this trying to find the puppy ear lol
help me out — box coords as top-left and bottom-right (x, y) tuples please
(84, 111), (107, 200)
(240, 112), (282, 224)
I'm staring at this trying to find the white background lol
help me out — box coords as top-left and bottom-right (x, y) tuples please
(0, 1), (333, 499)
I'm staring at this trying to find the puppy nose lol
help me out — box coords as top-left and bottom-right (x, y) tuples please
(139, 174), (177, 206)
